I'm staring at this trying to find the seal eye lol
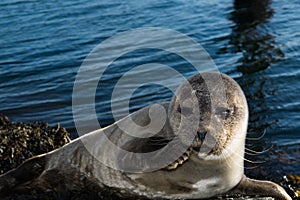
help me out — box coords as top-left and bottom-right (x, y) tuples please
(177, 106), (193, 116)
(215, 107), (233, 119)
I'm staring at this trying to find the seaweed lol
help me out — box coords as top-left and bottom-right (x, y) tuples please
(0, 115), (70, 175)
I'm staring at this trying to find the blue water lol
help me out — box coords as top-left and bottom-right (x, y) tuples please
(0, 0), (299, 178)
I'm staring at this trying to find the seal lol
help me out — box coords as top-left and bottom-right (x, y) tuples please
(0, 72), (292, 200)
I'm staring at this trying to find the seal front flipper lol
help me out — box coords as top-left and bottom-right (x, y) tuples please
(227, 175), (292, 200)
(0, 154), (46, 197)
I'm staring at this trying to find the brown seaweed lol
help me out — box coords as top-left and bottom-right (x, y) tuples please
(0, 115), (70, 175)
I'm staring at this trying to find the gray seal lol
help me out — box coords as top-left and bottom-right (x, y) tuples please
(0, 72), (291, 200)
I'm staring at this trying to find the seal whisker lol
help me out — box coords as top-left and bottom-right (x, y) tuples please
(244, 151), (260, 156)
(245, 145), (273, 155)
(222, 149), (237, 169)
(246, 129), (266, 140)
(243, 157), (266, 164)
(219, 146), (245, 169)
(225, 146), (266, 164)
(244, 165), (262, 170)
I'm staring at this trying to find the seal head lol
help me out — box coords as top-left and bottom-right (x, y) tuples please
(168, 72), (248, 162)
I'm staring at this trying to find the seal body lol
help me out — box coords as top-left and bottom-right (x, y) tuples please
(122, 72), (249, 198)
(0, 72), (291, 200)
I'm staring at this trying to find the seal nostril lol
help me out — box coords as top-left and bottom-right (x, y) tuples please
(197, 131), (207, 143)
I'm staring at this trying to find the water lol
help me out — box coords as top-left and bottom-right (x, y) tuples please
(0, 0), (299, 181)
